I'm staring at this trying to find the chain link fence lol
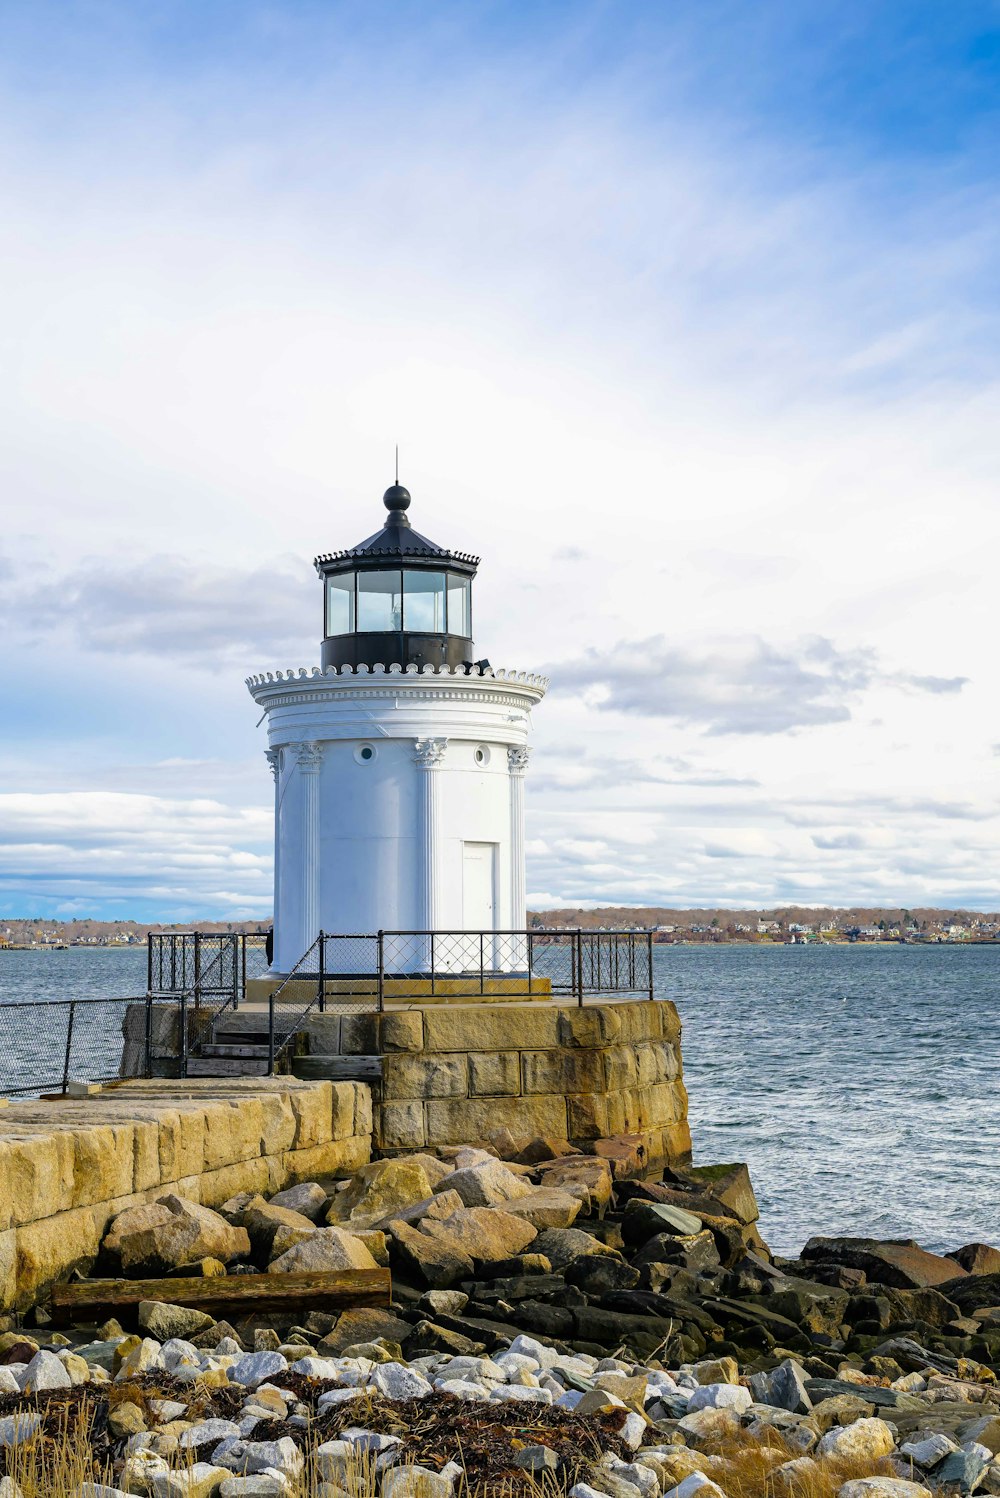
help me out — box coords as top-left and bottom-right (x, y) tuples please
(0, 997), (141, 1098)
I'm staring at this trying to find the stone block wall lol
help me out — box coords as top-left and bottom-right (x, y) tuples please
(304, 999), (691, 1163)
(0, 1077), (371, 1311)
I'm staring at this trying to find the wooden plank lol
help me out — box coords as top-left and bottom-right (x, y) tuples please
(50, 1266), (391, 1327)
(294, 1056), (383, 1080)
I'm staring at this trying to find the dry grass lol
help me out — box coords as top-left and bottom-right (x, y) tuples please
(703, 1430), (900, 1498)
(0, 1420), (915, 1498)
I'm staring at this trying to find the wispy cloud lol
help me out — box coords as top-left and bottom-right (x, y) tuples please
(551, 634), (965, 735)
(3, 552), (315, 667)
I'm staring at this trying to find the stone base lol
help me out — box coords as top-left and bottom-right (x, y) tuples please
(303, 999), (692, 1166)
(0, 1077), (372, 1311)
(245, 975), (554, 1007)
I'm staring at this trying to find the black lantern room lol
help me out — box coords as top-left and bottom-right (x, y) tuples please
(314, 483), (480, 671)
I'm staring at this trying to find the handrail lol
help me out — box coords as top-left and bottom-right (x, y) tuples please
(264, 932), (325, 1074)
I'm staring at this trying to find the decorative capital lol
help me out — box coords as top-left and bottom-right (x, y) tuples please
(413, 736), (448, 769)
(264, 748), (281, 783)
(507, 745), (531, 776)
(293, 741), (324, 772)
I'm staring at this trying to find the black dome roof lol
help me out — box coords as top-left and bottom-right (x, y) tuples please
(315, 481), (479, 576)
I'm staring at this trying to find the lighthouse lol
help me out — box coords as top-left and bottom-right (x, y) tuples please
(247, 480), (547, 974)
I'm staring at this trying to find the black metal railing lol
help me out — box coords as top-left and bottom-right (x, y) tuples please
(0, 996), (146, 1098)
(375, 929), (653, 1008)
(145, 927), (654, 1077)
(147, 931), (270, 1004)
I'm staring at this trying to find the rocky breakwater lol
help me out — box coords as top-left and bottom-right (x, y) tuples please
(1, 1141), (999, 1496)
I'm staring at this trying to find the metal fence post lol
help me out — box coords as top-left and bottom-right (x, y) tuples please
(318, 931), (326, 1014)
(147, 935), (153, 996)
(575, 930), (583, 1007)
(239, 933), (246, 1011)
(144, 993), (154, 1078)
(647, 933), (654, 1000)
(180, 989), (189, 1078)
(268, 989), (275, 1075)
(193, 931), (202, 1011)
(377, 932), (385, 1013)
(62, 1001), (77, 1094)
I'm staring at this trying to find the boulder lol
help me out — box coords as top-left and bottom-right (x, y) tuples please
(269, 1228), (377, 1274)
(382, 1468), (454, 1498)
(421, 1208), (537, 1264)
(226, 1351), (288, 1389)
(20, 1349), (72, 1392)
(389, 1220), (474, 1287)
(495, 1133), (575, 1165)
(327, 1158), (434, 1230)
(817, 1418), (897, 1461)
(899, 1434), (958, 1468)
(501, 1189), (583, 1231)
(105, 1197), (250, 1274)
(149, 1465), (231, 1498)
(267, 1182), (328, 1220)
(882, 1287), (962, 1328)
(952, 1243), (1000, 1277)
(533, 1227), (618, 1270)
(444, 1160), (535, 1208)
(801, 1237), (966, 1290)
(535, 1155), (614, 1211)
(838, 1483), (931, 1498)
(935, 1449), (990, 1491)
(404, 1153), (459, 1188)
(237, 1198), (318, 1261)
(377, 1188), (465, 1231)
(767, 1282), (851, 1337)
(590, 1136), (648, 1178)
(565, 1255), (640, 1296)
(749, 1358), (813, 1413)
(632, 1230), (721, 1273)
(622, 1200), (703, 1243)
(316, 1307), (413, 1355)
(138, 1301), (215, 1342)
(686, 1383), (753, 1414)
(267, 1223), (317, 1261)
(0, 1413), (42, 1447)
(371, 1362), (435, 1400)
(417, 1289), (469, 1317)
(211, 1436), (304, 1478)
(682, 1163), (760, 1224)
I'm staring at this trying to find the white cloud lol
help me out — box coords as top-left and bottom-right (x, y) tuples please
(551, 634), (964, 735)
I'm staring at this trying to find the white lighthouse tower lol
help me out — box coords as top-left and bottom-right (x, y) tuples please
(247, 480), (546, 974)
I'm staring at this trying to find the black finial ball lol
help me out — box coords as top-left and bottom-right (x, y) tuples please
(383, 483), (411, 513)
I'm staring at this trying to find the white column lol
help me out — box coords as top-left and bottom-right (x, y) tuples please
(294, 741), (323, 961)
(413, 738), (448, 935)
(265, 749), (281, 970)
(508, 745), (530, 932)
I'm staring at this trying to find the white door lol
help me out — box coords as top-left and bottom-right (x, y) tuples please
(462, 842), (497, 929)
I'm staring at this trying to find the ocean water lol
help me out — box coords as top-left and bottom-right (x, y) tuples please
(0, 942), (996, 1257)
(659, 943), (1000, 1258)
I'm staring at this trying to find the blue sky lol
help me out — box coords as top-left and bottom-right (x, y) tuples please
(2, 1), (999, 920)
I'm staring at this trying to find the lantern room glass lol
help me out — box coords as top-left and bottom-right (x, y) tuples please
(403, 570), (446, 632)
(356, 569), (403, 631)
(326, 574), (355, 636)
(447, 574), (471, 637)
(326, 566), (473, 637)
